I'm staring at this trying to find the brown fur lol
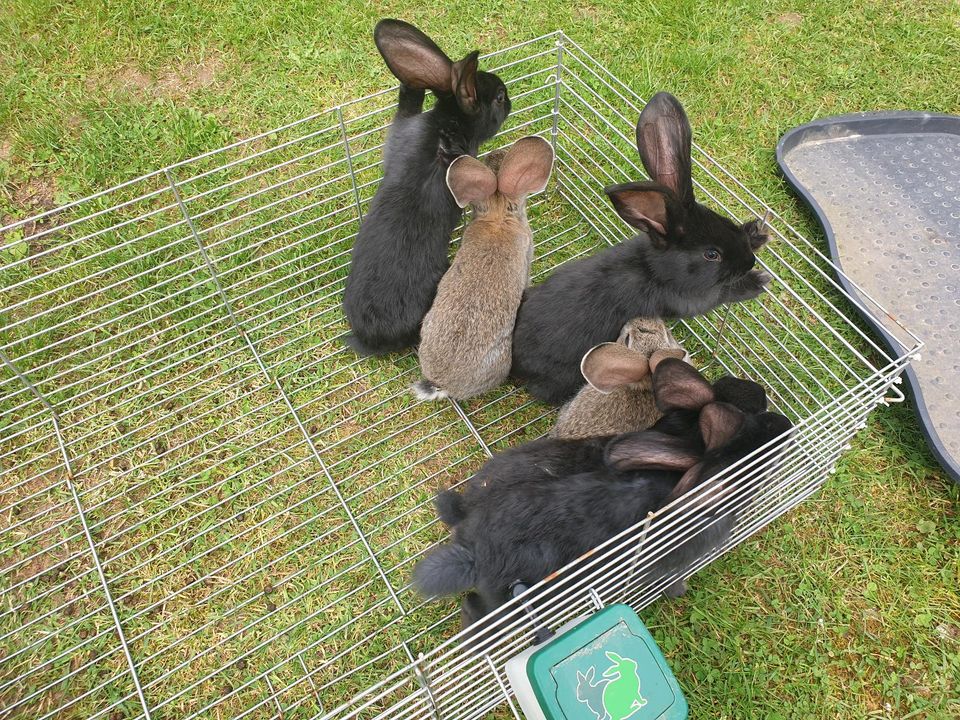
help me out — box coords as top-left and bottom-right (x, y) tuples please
(552, 317), (687, 439)
(415, 136), (554, 400)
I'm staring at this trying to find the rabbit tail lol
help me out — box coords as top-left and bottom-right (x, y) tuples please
(412, 378), (448, 401)
(413, 543), (477, 598)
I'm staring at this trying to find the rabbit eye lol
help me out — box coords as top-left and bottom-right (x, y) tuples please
(703, 248), (722, 262)
(496, 88), (506, 104)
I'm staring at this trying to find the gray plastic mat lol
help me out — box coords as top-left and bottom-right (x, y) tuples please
(778, 111), (960, 484)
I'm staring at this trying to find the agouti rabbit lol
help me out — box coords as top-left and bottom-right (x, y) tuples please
(414, 398), (791, 621)
(343, 20), (511, 356)
(552, 318), (687, 440)
(511, 91), (772, 404)
(413, 136), (555, 400)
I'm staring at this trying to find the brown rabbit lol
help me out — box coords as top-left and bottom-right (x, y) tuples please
(413, 136), (555, 401)
(551, 318), (688, 440)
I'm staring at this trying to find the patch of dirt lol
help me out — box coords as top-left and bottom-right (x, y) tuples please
(64, 114), (84, 132)
(12, 175), (56, 211)
(86, 53), (225, 102)
(936, 622), (958, 641)
(118, 65), (153, 93)
(903, 671), (933, 698)
(775, 12), (803, 27)
(0, 139), (12, 163)
(4, 174), (59, 264)
(2, 479), (83, 592)
(158, 53), (224, 98)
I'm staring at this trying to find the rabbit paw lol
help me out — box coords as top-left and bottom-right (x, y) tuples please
(750, 269), (773, 289)
(743, 218), (771, 251)
(662, 578), (688, 598)
(724, 269), (772, 303)
(438, 126), (469, 163)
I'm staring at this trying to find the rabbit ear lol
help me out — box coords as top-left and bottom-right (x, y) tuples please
(497, 136), (555, 198)
(605, 431), (703, 472)
(374, 20), (454, 93)
(635, 92), (694, 207)
(648, 348), (687, 372)
(446, 155), (498, 208)
(451, 51), (480, 114)
(580, 343), (651, 393)
(699, 402), (745, 451)
(604, 651), (625, 670)
(653, 358), (714, 411)
(604, 181), (672, 240)
(663, 461), (704, 503)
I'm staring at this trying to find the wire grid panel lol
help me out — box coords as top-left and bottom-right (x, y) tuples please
(0, 32), (919, 720)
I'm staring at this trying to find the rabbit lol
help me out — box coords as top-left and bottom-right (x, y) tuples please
(610, 359), (784, 599)
(638, 402), (793, 598)
(413, 387), (791, 621)
(440, 353), (767, 521)
(551, 318), (687, 440)
(445, 359), (782, 624)
(439, 349), (708, 519)
(601, 652), (648, 720)
(576, 667), (607, 720)
(342, 19), (511, 356)
(619, 354), (777, 598)
(637, 355), (770, 455)
(412, 136), (555, 401)
(511, 91), (772, 404)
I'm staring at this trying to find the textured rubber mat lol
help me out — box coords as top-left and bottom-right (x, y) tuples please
(778, 112), (960, 484)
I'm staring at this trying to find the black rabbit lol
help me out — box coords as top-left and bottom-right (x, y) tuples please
(634, 355), (770, 456)
(511, 92), (771, 403)
(441, 356), (770, 519)
(342, 20), (511, 355)
(439, 352), (717, 521)
(415, 445), (690, 622)
(608, 357), (781, 598)
(414, 389), (792, 622)
(620, 401), (793, 598)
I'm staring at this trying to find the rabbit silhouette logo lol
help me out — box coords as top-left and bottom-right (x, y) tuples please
(575, 651), (648, 720)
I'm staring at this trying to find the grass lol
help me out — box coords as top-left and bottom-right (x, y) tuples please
(1, 0), (959, 719)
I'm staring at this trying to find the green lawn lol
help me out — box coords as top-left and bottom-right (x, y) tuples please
(1, 1), (959, 719)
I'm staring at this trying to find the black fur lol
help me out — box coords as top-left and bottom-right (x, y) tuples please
(412, 366), (793, 620)
(644, 409), (793, 597)
(343, 20), (511, 355)
(712, 375), (769, 414)
(412, 543), (477, 597)
(434, 488), (466, 525)
(633, 357), (770, 458)
(455, 358), (769, 504)
(511, 92), (770, 403)
(427, 464), (683, 615)
(457, 434), (612, 503)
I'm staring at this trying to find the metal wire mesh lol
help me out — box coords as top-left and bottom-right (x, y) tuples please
(0, 31), (921, 720)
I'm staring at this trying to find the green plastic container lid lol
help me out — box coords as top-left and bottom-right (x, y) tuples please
(526, 604), (688, 720)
